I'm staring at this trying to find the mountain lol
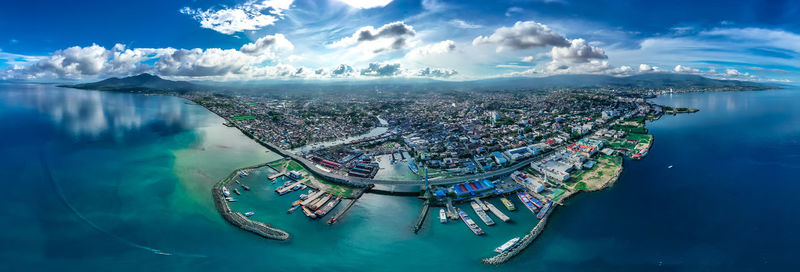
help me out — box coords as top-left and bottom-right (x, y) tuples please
(63, 73), (771, 96)
(62, 73), (198, 93)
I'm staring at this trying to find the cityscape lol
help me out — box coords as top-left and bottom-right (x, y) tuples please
(1, 0), (799, 271)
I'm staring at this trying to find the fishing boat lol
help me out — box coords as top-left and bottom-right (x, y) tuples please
(241, 184), (250, 191)
(287, 205), (300, 214)
(239, 172), (248, 178)
(299, 193), (309, 200)
(439, 209), (447, 223)
(292, 199), (303, 206)
(494, 237), (521, 253)
(233, 188), (241, 195)
(302, 206), (317, 219)
(225, 197), (237, 202)
(244, 212), (255, 217)
(501, 197), (516, 211)
(516, 192), (538, 214)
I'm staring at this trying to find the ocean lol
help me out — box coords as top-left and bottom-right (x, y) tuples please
(1, 84), (798, 271)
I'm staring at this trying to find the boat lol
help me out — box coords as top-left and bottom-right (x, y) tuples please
(239, 172), (248, 178)
(501, 197), (516, 211)
(516, 192), (538, 214)
(241, 184), (250, 191)
(439, 209), (447, 223)
(668, 165), (673, 169)
(302, 206), (317, 219)
(225, 197), (237, 202)
(528, 195), (543, 208)
(287, 205), (300, 214)
(471, 201), (495, 226)
(537, 201), (553, 219)
(494, 237), (521, 253)
(243, 211), (255, 217)
(457, 208), (484, 235)
(233, 188), (241, 195)
(408, 162), (419, 175)
(309, 193), (332, 210)
(222, 187), (230, 197)
(314, 196), (342, 217)
(292, 199), (303, 206)
(299, 194), (309, 200)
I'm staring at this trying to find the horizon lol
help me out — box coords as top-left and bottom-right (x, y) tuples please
(1, 0), (798, 84)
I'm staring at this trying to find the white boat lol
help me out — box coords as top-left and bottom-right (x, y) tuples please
(244, 211), (255, 217)
(222, 187), (230, 197)
(225, 197), (237, 202)
(471, 201), (495, 226)
(494, 237), (520, 253)
(439, 209), (447, 223)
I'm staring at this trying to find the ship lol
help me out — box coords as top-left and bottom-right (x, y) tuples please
(222, 187), (230, 197)
(494, 237), (521, 253)
(243, 211), (255, 217)
(471, 201), (495, 226)
(287, 205), (300, 214)
(314, 196), (342, 217)
(408, 162), (419, 175)
(302, 206), (317, 219)
(225, 197), (237, 202)
(485, 201), (511, 223)
(536, 200), (553, 219)
(439, 209), (447, 223)
(309, 193), (332, 210)
(233, 188), (241, 195)
(292, 199), (303, 207)
(501, 197), (516, 211)
(457, 208), (484, 236)
(528, 195), (543, 208)
(516, 192), (538, 214)
(241, 184), (250, 191)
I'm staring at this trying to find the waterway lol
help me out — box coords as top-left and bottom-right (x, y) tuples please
(1, 84), (798, 271)
(289, 116), (389, 154)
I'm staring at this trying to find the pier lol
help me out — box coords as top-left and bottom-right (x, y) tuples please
(484, 201), (511, 223)
(212, 164), (290, 241)
(481, 206), (556, 265)
(328, 186), (371, 225)
(412, 199), (431, 233)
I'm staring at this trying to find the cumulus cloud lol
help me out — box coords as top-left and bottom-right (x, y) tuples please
(406, 40), (455, 59)
(330, 64), (355, 77)
(1, 44), (167, 79)
(673, 64), (699, 73)
(180, 0), (293, 35)
(336, 0), (393, 9)
(239, 33), (294, 55)
(473, 21), (570, 52)
(417, 67), (458, 78)
(360, 62), (402, 76)
(449, 19), (481, 29)
(549, 38), (607, 64)
(638, 64), (661, 72)
(330, 21), (416, 53)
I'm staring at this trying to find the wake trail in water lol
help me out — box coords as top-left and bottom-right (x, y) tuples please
(38, 147), (207, 258)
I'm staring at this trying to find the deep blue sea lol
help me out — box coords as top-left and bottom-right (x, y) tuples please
(1, 84), (798, 271)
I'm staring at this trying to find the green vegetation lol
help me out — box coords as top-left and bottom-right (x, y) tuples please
(231, 115), (256, 121)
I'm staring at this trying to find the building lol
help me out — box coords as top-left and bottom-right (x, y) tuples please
(493, 151), (508, 165)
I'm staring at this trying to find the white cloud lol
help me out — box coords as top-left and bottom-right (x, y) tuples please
(520, 56), (535, 63)
(336, 0), (393, 9)
(473, 21), (570, 52)
(416, 67), (457, 78)
(638, 64), (661, 72)
(449, 19), (481, 29)
(549, 38), (607, 64)
(180, 0), (293, 35)
(239, 33), (294, 56)
(673, 64), (699, 73)
(360, 62), (402, 76)
(405, 40), (455, 60)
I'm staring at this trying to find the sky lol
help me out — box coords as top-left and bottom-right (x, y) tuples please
(0, 0), (798, 83)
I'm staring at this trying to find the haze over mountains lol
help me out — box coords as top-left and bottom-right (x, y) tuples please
(65, 73), (771, 95)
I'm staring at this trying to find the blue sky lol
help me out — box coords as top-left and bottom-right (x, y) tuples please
(1, 0), (798, 82)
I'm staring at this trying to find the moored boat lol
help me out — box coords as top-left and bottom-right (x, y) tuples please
(233, 188), (241, 195)
(516, 192), (538, 214)
(457, 208), (484, 235)
(501, 197), (516, 211)
(241, 184), (250, 191)
(439, 208), (447, 223)
(243, 211), (255, 217)
(537, 200), (553, 219)
(494, 237), (520, 253)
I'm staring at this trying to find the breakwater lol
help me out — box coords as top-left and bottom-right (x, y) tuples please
(212, 164), (290, 240)
(412, 200), (431, 233)
(328, 186), (372, 224)
(481, 206), (556, 265)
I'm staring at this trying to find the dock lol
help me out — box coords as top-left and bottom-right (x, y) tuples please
(471, 201), (495, 226)
(412, 199), (430, 233)
(300, 191), (325, 206)
(445, 198), (459, 220)
(484, 201), (510, 223)
(268, 172), (285, 180)
(275, 179), (305, 195)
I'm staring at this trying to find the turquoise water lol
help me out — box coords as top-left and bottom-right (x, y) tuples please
(1, 84), (799, 271)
